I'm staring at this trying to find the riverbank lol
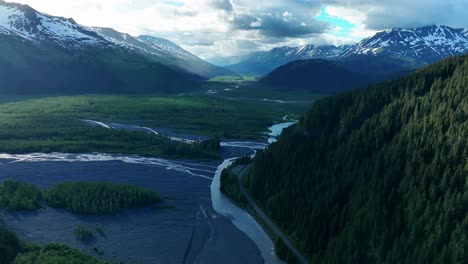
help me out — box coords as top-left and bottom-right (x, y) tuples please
(211, 121), (298, 264)
(0, 145), (265, 263)
(0, 116), (298, 264)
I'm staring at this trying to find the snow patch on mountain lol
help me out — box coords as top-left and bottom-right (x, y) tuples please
(0, 2), (105, 48)
(341, 25), (468, 63)
(228, 44), (353, 73)
(138, 35), (198, 60)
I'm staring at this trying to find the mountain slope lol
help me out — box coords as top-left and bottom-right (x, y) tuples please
(247, 55), (468, 262)
(91, 27), (234, 79)
(0, 1), (203, 94)
(227, 45), (352, 74)
(228, 25), (468, 75)
(341, 25), (468, 66)
(139, 35), (235, 78)
(0, 2), (106, 48)
(260, 59), (367, 93)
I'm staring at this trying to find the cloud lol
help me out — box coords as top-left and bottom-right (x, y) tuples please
(329, 0), (468, 30)
(210, 0), (233, 12)
(231, 10), (328, 38)
(5, 0), (468, 58)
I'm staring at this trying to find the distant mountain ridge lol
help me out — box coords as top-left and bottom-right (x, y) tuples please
(227, 44), (353, 74)
(91, 28), (234, 79)
(0, 1), (230, 94)
(227, 25), (468, 74)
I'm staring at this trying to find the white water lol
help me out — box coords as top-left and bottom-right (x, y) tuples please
(8, 119), (296, 263)
(0, 153), (216, 181)
(211, 157), (283, 264)
(211, 121), (296, 264)
(82, 119), (198, 144)
(267, 122), (296, 143)
(82, 119), (111, 129)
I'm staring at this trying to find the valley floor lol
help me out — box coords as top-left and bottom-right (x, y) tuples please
(0, 84), (320, 159)
(0, 81), (322, 263)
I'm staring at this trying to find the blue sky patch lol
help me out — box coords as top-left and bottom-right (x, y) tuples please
(315, 5), (355, 38)
(164, 0), (184, 7)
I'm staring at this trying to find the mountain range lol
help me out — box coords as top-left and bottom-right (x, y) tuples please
(0, 1), (230, 94)
(227, 25), (468, 75)
(227, 44), (353, 74)
(1, 0), (467, 95)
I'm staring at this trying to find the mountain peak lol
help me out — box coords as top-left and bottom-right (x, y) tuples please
(340, 25), (468, 65)
(0, 2), (105, 47)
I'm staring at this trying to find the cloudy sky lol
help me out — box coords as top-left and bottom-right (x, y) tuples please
(6, 0), (468, 61)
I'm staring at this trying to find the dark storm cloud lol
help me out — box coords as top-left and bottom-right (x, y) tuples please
(231, 11), (328, 38)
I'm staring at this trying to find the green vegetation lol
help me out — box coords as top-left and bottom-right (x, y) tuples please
(220, 169), (241, 201)
(73, 225), (95, 241)
(14, 243), (108, 264)
(1, 226), (108, 264)
(0, 180), (163, 215)
(44, 182), (162, 214)
(0, 180), (42, 211)
(0, 30), (200, 95)
(220, 161), (300, 263)
(0, 91), (316, 158)
(0, 114), (220, 159)
(161, 139), (220, 159)
(220, 156), (253, 203)
(247, 55), (468, 262)
(260, 59), (368, 93)
(274, 237), (299, 264)
(0, 227), (22, 264)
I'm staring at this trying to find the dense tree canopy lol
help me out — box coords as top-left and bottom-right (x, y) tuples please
(0, 180), (42, 211)
(0, 227), (22, 264)
(247, 55), (468, 263)
(13, 243), (107, 264)
(44, 182), (162, 214)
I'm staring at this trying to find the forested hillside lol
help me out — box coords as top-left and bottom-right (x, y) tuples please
(246, 55), (468, 263)
(260, 59), (368, 93)
(0, 36), (199, 94)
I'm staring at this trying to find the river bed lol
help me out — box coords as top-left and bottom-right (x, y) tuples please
(0, 121), (295, 264)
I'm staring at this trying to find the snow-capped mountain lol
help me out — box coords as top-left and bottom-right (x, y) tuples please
(137, 35), (234, 78)
(341, 25), (468, 65)
(463, 29), (468, 38)
(90, 27), (233, 78)
(137, 35), (199, 60)
(227, 25), (468, 74)
(0, 1), (106, 48)
(227, 44), (352, 74)
(0, 1), (230, 79)
(0, 1), (203, 94)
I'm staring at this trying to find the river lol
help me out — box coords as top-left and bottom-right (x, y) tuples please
(0, 120), (295, 264)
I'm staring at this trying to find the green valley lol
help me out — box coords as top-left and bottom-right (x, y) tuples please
(0, 91), (318, 159)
